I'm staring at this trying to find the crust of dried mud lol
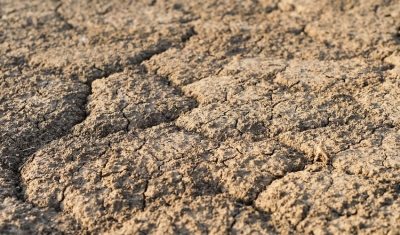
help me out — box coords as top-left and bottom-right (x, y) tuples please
(1, 0), (400, 234)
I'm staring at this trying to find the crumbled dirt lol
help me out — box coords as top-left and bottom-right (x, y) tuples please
(1, 0), (400, 234)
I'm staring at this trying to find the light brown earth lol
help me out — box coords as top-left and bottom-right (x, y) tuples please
(1, 0), (400, 234)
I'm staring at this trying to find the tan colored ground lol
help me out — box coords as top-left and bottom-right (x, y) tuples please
(1, 0), (400, 234)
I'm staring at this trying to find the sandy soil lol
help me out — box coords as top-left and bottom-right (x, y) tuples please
(1, 0), (400, 234)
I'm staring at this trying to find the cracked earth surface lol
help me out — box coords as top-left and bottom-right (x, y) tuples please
(1, 0), (400, 234)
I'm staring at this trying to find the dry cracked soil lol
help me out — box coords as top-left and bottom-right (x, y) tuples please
(1, 0), (400, 234)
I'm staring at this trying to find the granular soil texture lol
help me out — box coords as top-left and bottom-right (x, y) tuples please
(1, 0), (400, 234)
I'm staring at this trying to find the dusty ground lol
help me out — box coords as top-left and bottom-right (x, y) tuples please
(1, 0), (400, 234)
